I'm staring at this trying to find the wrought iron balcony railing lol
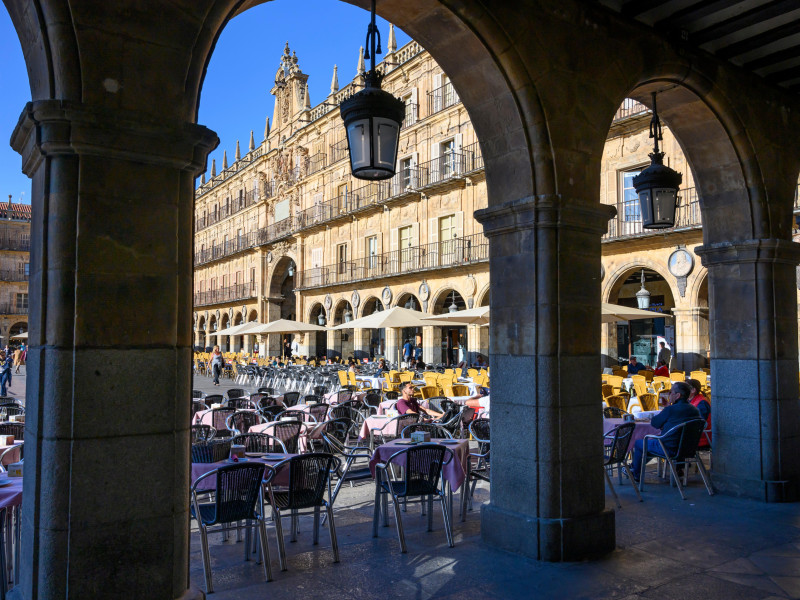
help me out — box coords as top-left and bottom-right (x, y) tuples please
(427, 80), (459, 116)
(604, 187), (700, 240)
(0, 304), (28, 315)
(295, 232), (488, 290)
(193, 283), (256, 307)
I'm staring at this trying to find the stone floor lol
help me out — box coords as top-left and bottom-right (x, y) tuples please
(191, 374), (800, 599)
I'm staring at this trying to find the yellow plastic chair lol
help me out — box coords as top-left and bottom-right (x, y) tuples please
(605, 394), (628, 411)
(419, 386), (439, 400)
(337, 371), (349, 387)
(605, 375), (624, 396)
(653, 376), (671, 392)
(689, 371), (708, 386)
(450, 384), (469, 396)
(638, 393), (659, 412)
(467, 368), (479, 379)
(630, 375), (647, 398)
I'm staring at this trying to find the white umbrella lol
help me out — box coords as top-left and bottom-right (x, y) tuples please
(332, 306), (453, 330)
(602, 302), (671, 323)
(248, 319), (328, 335)
(10, 331), (27, 339)
(209, 321), (262, 337)
(421, 305), (490, 325)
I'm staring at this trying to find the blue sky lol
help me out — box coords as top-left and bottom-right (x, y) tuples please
(0, 1), (410, 204)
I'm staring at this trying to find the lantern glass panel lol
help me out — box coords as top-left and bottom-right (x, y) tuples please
(346, 119), (370, 172)
(652, 188), (677, 226)
(372, 117), (401, 172)
(638, 189), (653, 225)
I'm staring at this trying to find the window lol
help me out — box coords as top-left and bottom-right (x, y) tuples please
(337, 243), (348, 275)
(337, 183), (349, 213)
(222, 274), (228, 288)
(400, 157), (413, 189)
(16, 293), (27, 310)
(403, 93), (417, 126)
(23, 263), (29, 277)
(399, 225), (413, 268)
(311, 248), (323, 269)
(223, 234), (229, 252)
(621, 170), (642, 222)
(211, 278), (217, 291)
(237, 228), (243, 249)
(250, 267), (256, 292)
(239, 189), (244, 208)
(440, 139), (456, 178)
(366, 235), (378, 270)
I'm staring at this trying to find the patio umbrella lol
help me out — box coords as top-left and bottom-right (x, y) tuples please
(331, 306), (453, 330)
(421, 305), (490, 325)
(209, 321), (263, 337)
(248, 319), (328, 335)
(10, 331), (27, 339)
(601, 302), (671, 323)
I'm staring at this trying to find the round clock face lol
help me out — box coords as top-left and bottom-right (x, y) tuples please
(668, 249), (694, 278)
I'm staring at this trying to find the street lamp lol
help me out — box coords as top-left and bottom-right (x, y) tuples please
(633, 92), (683, 229)
(339, 0), (405, 180)
(636, 269), (651, 310)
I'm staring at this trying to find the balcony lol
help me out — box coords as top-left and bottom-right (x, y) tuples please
(330, 139), (349, 164)
(193, 283), (256, 307)
(0, 270), (29, 283)
(0, 237), (30, 252)
(196, 188), (259, 232)
(612, 99), (650, 123)
(0, 304), (27, 315)
(604, 187), (701, 241)
(426, 81), (459, 116)
(402, 103), (418, 129)
(295, 232), (489, 290)
(417, 145), (483, 191)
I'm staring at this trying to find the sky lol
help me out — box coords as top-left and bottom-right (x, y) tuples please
(0, 1), (411, 204)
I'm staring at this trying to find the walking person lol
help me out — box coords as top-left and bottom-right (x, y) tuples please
(13, 346), (22, 373)
(0, 352), (12, 396)
(207, 345), (224, 386)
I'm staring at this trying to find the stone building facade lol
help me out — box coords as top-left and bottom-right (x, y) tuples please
(191, 39), (728, 372)
(192, 37), (489, 365)
(0, 198), (29, 344)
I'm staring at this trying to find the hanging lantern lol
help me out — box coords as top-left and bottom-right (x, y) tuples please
(288, 264), (295, 277)
(318, 312), (326, 326)
(344, 309), (353, 322)
(339, 0), (405, 181)
(448, 292), (459, 313)
(636, 269), (651, 310)
(633, 92), (682, 229)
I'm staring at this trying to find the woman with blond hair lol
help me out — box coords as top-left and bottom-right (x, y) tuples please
(207, 345), (224, 386)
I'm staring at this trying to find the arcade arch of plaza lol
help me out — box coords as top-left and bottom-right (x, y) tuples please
(4, 0), (800, 597)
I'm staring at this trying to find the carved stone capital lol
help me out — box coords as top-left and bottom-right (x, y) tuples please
(475, 195), (616, 238)
(696, 239), (800, 267)
(11, 100), (218, 177)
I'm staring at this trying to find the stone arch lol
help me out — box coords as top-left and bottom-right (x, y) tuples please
(359, 296), (383, 319)
(603, 260), (678, 306)
(476, 284), (491, 308)
(331, 298), (354, 326)
(687, 268), (710, 310)
(7, 321), (27, 338)
(307, 301), (325, 324)
(394, 292), (421, 311)
(267, 255), (296, 297)
(431, 286), (466, 314)
(248, 309), (259, 322)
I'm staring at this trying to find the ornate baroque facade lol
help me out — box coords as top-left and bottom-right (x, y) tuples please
(0, 198), (29, 344)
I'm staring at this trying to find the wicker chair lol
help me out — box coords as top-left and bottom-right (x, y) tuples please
(206, 408), (236, 439)
(369, 413), (419, 448)
(260, 420), (303, 454)
(373, 444), (454, 553)
(264, 454), (341, 570)
(400, 422), (453, 439)
(259, 405), (285, 422)
(319, 418), (373, 506)
(0, 423), (23, 441)
(226, 397), (257, 410)
(191, 424), (216, 443)
(191, 463), (275, 592)
(603, 406), (629, 419)
(231, 432), (287, 454)
(461, 418), (490, 519)
(203, 394), (225, 406)
(226, 411), (267, 436)
(282, 391), (301, 407)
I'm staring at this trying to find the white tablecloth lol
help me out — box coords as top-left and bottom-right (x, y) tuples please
(356, 376), (386, 390)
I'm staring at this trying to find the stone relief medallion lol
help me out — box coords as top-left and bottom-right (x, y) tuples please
(668, 248), (694, 298)
(418, 282), (430, 302)
(382, 286), (393, 306)
(601, 263), (605, 280)
(464, 275), (477, 297)
(668, 249), (694, 278)
(241, 306), (247, 319)
(215, 309), (220, 321)
(351, 290), (361, 309)
(266, 251), (273, 263)
(228, 308), (234, 323)
(324, 294), (333, 311)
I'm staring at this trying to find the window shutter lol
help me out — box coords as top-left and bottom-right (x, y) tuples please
(390, 227), (399, 253)
(455, 211), (464, 238)
(411, 222), (420, 247)
(430, 143), (440, 184)
(433, 74), (442, 112)
(429, 217), (439, 267)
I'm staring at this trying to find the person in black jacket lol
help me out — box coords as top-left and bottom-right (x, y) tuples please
(630, 381), (700, 482)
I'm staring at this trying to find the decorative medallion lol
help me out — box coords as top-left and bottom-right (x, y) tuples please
(204, 311), (208, 321)
(351, 290), (361, 309)
(668, 248), (694, 298)
(464, 275), (477, 297)
(668, 249), (694, 278)
(324, 294), (333, 311)
(228, 308), (234, 323)
(601, 263), (606, 280)
(242, 306), (247, 319)
(266, 251), (273, 263)
(215, 309), (220, 321)
(418, 282), (430, 302)
(382, 286), (393, 307)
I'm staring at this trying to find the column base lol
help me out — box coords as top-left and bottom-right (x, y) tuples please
(8, 583), (205, 600)
(481, 503), (615, 561)
(713, 472), (799, 503)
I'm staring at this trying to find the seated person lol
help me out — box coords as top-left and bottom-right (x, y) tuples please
(415, 358), (426, 371)
(395, 381), (443, 419)
(474, 354), (487, 369)
(630, 381), (701, 481)
(375, 358), (388, 375)
(653, 360), (670, 378)
(687, 378), (711, 447)
(626, 356), (647, 375)
(465, 387), (490, 412)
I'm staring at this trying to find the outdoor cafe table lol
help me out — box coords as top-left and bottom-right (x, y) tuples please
(191, 454), (297, 490)
(356, 376), (386, 390)
(603, 418), (659, 446)
(0, 472), (23, 585)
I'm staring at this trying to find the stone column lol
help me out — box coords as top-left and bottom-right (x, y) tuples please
(353, 328), (370, 360)
(697, 239), (800, 501)
(671, 307), (709, 372)
(386, 327), (399, 365)
(466, 323), (481, 365)
(326, 329), (337, 360)
(475, 195), (616, 561)
(11, 100), (216, 599)
(422, 325), (437, 365)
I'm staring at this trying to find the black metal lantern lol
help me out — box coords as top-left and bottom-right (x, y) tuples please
(318, 312), (326, 326)
(633, 92), (683, 229)
(339, 0), (405, 181)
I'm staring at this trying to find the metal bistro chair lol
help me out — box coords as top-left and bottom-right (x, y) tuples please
(363, 392), (382, 416)
(0, 424), (23, 441)
(264, 453), (341, 571)
(259, 405), (285, 422)
(639, 418), (714, 500)
(226, 411), (267, 436)
(461, 418), (490, 519)
(603, 406), (629, 419)
(0, 442), (23, 473)
(203, 394), (225, 406)
(191, 424), (216, 443)
(191, 463), (276, 593)
(206, 408), (236, 439)
(261, 420), (304, 454)
(373, 444), (455, 553)
(603, 422), (642, 508)
(231, 432), (287, 454)
(319, 418), (374, 508)
(370, 413), (419, 449)
(282, 391), (301, 407)
(226, 397), (257, 410)
(400, 423), (453, 439)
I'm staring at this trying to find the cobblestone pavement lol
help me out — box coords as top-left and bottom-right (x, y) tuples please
(190, 374), (800, 600)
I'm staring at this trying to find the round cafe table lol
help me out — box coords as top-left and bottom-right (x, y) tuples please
(603, 418), (659, 446)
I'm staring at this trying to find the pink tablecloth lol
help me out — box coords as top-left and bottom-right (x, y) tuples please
(603, 418), (659, 446)
(191, 454), (296, 491)
(0, 443), (22, 465)
(359, 415), (402, 440)
(369, 439), (469, 490)
(0, 473), (23, 509)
